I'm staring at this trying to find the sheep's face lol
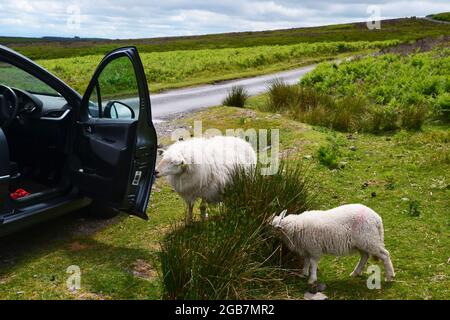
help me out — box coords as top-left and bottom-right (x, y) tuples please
(269, 210), (287, 231)
(155, 152), (187, 177)
(271, 215), (282, 228)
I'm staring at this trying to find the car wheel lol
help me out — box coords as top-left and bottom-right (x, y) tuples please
(87, 201), (120, 219)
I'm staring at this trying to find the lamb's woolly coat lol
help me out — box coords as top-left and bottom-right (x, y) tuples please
(156, 136), (257, 222)
(274, 204), (384, 257)
(272, 204), (395, 283)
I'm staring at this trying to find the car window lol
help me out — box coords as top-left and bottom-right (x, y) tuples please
(0, 61), (59, 96)
(87, 56), (139, 120)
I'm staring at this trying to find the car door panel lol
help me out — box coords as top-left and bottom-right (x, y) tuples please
(74, 120), (140, 200)
(73, 47), (157, 219)
(81, 120), (136, 166)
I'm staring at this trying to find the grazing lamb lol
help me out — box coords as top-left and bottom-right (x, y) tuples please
(155, 136), (257, 224)
(271, 204), (395, 284)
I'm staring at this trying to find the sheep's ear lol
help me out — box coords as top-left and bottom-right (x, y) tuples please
(157, 148), (165, 156)
(280, 209), (287, 219)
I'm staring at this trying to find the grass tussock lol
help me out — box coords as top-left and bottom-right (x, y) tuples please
(263, 80), (430, 133)
(223, 86), (250, 108)
(160, 161), (314, 299)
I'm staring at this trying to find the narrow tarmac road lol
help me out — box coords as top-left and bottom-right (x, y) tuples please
(148, 65), (316, 120)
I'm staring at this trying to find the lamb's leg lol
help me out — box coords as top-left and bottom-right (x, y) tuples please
(377, 248), (395, 281)
(200, 199), (207, 222)
(308, 257), (319, 284)
(186, 201), (194, 225)
(350, 251), (369, 277)
(302, 257), (310, 277)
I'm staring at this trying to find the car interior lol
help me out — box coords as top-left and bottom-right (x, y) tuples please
(0, 78), (73, 205)
(0, 51), (151, 214)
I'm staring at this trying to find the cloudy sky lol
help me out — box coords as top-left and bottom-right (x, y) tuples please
(1, 0), (449, 39)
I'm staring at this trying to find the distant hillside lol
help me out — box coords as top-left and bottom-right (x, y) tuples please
(0, 36), (107, 44)
(41, 36), (107, 41)
(1, 17), (450, 60)
(429, 12), (450, 22)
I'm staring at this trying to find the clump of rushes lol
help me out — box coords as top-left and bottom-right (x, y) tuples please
(265, 80), (330, 114)
(160, 160), (314, 299)
(399, 104), (428, 130)
(265, 80), (371, 132)
(265, 79), (300, 112)
(263, 80), (431, 133)
(223, 85), (250, 108)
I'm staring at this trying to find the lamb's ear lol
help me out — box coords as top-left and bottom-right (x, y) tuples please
(157, 148), (165, 156)
(280, 209), (288, 219)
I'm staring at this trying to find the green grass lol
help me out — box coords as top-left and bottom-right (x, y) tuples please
(2, 18), (450, 60)
(317, 137), (342, 169)
(162, 106), (450, 299)
(35, 41), (394, 94)
(430, 12), (450, 22)
(0, 106), (448, 299)
(301, 48), (450, 115)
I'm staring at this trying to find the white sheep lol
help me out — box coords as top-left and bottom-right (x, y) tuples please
(271, 204), (395, 284)
(156, 136), (257, 224)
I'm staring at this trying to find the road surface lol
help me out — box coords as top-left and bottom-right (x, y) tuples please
(146, 65), (316, 120)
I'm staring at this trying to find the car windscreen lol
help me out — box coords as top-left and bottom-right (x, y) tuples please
(0, 61), (59, 96)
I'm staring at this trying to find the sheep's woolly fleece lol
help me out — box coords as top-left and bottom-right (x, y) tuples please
(272, 204), (395, 283)
(272, 204), (386, 257)
(157, 136), (257, 204)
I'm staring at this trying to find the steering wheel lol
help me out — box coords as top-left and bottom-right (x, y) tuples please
(0, 85), (19, 128)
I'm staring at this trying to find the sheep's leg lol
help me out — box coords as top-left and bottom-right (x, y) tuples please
(376, 248), (395, 281)
(302, 257), (310, 277)
(186, 201), (194, 225)
(350, 251), (369, 277)
(308, 257), (319, 284)
(200, 199), (208, 222)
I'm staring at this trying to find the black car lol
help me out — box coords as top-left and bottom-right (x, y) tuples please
(0, 45), (158, 236)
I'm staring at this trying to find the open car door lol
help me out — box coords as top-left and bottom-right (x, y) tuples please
(72, 47), (157, 219)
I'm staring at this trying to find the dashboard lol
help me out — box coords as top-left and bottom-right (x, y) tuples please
(12, 88), (71, 121)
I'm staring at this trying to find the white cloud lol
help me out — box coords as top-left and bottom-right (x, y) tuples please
(243, 1), (315, 19)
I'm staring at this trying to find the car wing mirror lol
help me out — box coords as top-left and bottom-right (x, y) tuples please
(104, 100), (136, 119)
